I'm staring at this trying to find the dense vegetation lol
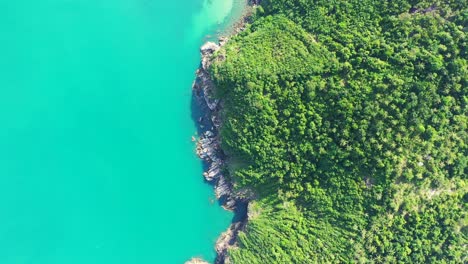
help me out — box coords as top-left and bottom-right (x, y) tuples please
(210, 0), (467, 263)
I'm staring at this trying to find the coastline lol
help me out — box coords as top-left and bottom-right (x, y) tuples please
(186, 1), (468, 263)
(192, 40), (249, 264)
(190, 3), (258, 263)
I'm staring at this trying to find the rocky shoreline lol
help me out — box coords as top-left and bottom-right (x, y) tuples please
(195, 41), (237, 207)
(193, 40), (249, 264)
(190, 2), (260, 263)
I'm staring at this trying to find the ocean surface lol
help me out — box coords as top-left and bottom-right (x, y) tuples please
(0, 0), (244, 263)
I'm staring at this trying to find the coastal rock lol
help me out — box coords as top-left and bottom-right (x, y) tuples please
(200, 42), (219, 71)
(194, 67), (219, 111)
(204, 91), (219, 111)
(223, 197), (237, 211)
(194, 41), (221, 112)
(211, 115), (222, 129)
(203, 160), (223, 181)
(215, 175), (238, 211)
(215, 175), (231, 199)
(194, 37), (253, 264)
(196, 136), (219, 162)
(195, 126), (238, 208)
(201, 41), (220, 54)
(204, 130), (214, 137)
(215, 222), (244, 264)
(218, 37), (229, 46)
(200, 75), (219, 111)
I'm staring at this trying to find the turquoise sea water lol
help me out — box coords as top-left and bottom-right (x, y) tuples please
(0, 0), (244, 263)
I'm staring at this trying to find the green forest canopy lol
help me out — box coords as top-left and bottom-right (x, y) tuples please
(210, 0), (467, 263)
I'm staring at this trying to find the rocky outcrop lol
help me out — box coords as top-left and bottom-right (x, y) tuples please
(192, 38), (252, 264)
(189, 3), (264, 263)
(215, 221), (246, 264)
(194, 40), (244, 211)
(197, 42), (220, 112)
(200, 42), (220, 70)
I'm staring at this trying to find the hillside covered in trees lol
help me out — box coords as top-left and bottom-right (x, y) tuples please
(209, 0), (467, 263)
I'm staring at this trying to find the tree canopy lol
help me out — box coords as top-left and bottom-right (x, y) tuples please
(210, 0), (467, 262)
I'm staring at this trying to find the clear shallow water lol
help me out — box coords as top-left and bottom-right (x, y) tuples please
(0, 0), (241, 263)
